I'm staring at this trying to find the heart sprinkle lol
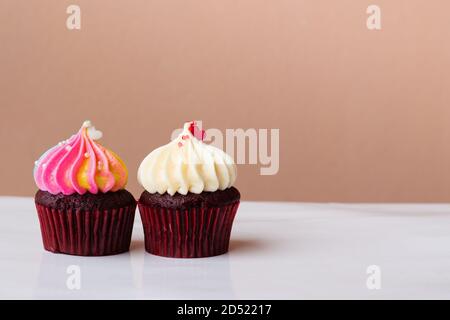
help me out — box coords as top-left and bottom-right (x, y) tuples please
(188, 121), (206, 141)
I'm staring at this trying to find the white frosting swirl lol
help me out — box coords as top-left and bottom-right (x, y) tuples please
(137, 122), (237, 195)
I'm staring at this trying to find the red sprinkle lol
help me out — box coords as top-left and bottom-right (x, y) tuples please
(182, 135), (190, 140)
(178, 142), (183, 147)
(188, 121), (206, 141)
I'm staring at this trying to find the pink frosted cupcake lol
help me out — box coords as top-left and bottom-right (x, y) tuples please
(33, 121), (136, 256)
(137, 121), (240, 258)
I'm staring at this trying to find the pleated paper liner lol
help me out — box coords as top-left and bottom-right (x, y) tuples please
(35, 204), (136, 256)
(138, 201), (240, 258)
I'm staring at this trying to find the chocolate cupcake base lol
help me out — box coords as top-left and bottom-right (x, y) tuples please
(138, 187), (240, 258)
(35, 190), (136, 256)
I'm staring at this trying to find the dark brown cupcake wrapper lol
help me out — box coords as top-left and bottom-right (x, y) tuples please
(138, 201), (239, 258)
(35, 203), (136, 256)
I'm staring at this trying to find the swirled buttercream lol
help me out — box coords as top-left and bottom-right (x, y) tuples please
(33, 121), (128, 195)
(137, 121), (237, 195)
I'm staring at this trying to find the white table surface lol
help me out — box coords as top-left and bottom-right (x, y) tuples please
(0, 196), (449, 300)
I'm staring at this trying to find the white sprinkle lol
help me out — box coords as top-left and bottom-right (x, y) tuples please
(84, 152), (90, 158)
(87, 126), (103, 140)
(82, 120), (92, 128)
(34, 161), (38, 166)
(65, 146), (72, 151)
(42, 163), (47, 167)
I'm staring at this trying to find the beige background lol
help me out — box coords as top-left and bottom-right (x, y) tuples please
(1, 1), (450, 202)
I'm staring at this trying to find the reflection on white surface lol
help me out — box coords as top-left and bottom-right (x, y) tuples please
(34, 252), (135, 299)
(142, 252), (234, 299)
(1, 197), (450, 299)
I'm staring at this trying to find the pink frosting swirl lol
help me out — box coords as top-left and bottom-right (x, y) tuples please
(33, 121), (128, 195)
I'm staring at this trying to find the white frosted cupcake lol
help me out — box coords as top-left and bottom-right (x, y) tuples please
(137, 121), (240, 258)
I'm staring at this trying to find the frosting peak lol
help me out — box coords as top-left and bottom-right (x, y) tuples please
(137, 122), (237, 195)
(34, 121), (128, 195)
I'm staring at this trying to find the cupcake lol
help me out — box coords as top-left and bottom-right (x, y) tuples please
(137, 121), (240, 258)
(33, 121), (136, 256)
